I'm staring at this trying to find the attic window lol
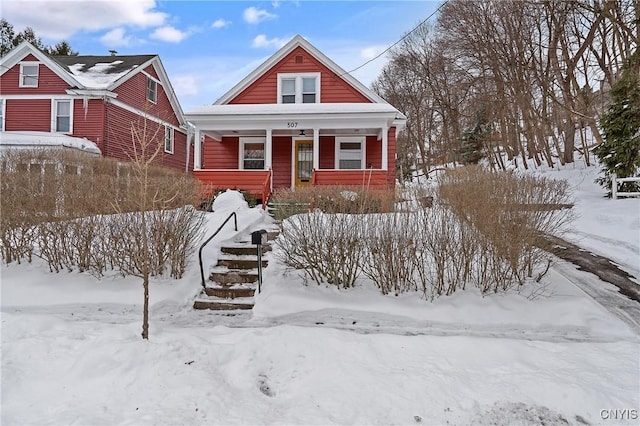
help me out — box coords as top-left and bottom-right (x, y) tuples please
(19, 63), (39, 87)
(277, 73), (320, 104)
(146, 76), (157, 103)
(295, 55), (303, 64)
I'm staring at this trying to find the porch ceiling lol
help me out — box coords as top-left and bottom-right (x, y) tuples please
(202, 128), (380, 139)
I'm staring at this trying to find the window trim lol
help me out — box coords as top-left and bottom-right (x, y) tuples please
(146, 76), (158, 104)
(51, 99), (73, 134)
(19, 62), (39, 88)
(276, 72), (320, 104)
(334, 136), (366, 170)
(239, 137), (266, 170)
(164, 125), (175, 154)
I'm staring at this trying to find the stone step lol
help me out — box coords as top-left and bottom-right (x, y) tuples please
(217, 255), (268, 270)
(221, 244), (272, 256)
(204, 286), (255, 298)
(209, 268), (259, 285)
(193, 293), (254, 310)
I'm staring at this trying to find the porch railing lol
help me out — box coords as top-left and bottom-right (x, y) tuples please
(311, 169), (390, 188)
(194, 169), (272, 207)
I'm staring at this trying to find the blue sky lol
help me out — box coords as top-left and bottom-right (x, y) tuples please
(3, 0), (440, 111)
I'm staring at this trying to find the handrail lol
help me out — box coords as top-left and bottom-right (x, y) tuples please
(198, 211), (238, 288)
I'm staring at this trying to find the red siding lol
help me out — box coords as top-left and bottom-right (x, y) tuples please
(366, 135), (382, 169)
(72, 99), (105, 152)
(5, 99), (51, 132)
(202, 136), (239, 169)
(0, 61), (70, 95)
(272, 136), (292, 189)
(144, 65), (160, 80)
(112, 70), (179, 127)
(104, 103), (188, 172)
(319, 136), (335, 169)
(229, 46), (371, 104)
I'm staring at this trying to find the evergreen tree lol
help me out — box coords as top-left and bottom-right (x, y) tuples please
(1, 19), (76, 57)
(594, 50), (640, 196)
(459, 109), (491, 165)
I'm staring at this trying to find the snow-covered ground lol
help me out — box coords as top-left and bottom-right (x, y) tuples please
(2, 167), (639, 425)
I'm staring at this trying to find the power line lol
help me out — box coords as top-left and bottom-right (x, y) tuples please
(342, 0), (450, 76)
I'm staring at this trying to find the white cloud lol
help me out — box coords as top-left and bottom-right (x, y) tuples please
(172, 75), (199, 97)
(2, 0), (167, 40)
(252, 35), (288, 49)
(100, 27), (135, 47)
(271, 1), (281, 8)
(360, 45), (387, 61)
(243, 7), (277, 24)
(211, 19), (231, 29)
(150, 26), (189, 43)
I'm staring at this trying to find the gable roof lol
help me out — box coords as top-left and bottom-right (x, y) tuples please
(0, 42), (186, 127)
(215, 35), (388, 105)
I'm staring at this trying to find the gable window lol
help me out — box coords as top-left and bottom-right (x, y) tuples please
(146, 76), (157, 103)
(164, 126), (174, 154)
(20, 63), (39, 87)
(240, 138), (265, 170)
(335, 136), (366, 170)
(277, 73), (320, 104)
(53, 99), (72, 133)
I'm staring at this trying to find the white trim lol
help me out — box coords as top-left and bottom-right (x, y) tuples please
(277, 72), (320, 104)
(51, 98), (74, 134)
(265, 129), (273, 169)
(0, 94), (76, 100)
(141, 71), (161, 85)
(164, 125), (174, 154)
(334, 136), (366, 170)
(239, 137), (266, 170)
(312, 128), (319, 171)
(146, 76), (158, 104)
(0, 98), (5, 132)
(0, 41), (81, 87)
(19, 62), (39, 88)
(381, 126), (388, 171)
(194, 129), (202, 170)
(214, 35), (387, 105)
(109, 99), (187, 134)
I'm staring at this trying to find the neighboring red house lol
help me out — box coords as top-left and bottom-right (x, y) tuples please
(185, 35), (406, 203)
(0, 42), (192, 172)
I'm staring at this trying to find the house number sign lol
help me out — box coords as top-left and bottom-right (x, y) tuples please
(287, 122), (298, 128)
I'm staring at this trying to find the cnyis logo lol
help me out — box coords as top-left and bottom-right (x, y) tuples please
(600, 409), (638, 420)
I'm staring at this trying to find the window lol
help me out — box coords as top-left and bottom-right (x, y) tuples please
(240, 138), (265, 170)
(277, 73), (320, 104)
(146, 77), (157, 103)
(336, 137), (365, 170)
(164, 126), (174, 153)
(53, 100), (71, 133)
(0, 99), (4, 131)
(20, 63), (39, 87)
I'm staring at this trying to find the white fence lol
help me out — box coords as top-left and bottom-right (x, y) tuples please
(612, 174), (640, 199)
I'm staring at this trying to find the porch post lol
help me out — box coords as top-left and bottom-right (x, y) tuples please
(313, 127), (320, 170)
(194, 129), (202, 170)
(381, 126), (388, 171)
(265, 128), (273, 169)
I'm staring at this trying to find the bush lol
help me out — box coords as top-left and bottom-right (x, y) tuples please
(0, 149), (204, 278)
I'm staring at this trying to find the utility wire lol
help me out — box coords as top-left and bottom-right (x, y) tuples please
(341, 0), (450, 76)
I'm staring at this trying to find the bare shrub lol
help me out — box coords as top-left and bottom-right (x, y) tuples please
(438, 165), (572, 292)
(276, 210), (364, 288)
(361, 212), (419, 295)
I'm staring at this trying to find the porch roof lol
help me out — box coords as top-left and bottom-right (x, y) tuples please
(185, 103), (406, 132)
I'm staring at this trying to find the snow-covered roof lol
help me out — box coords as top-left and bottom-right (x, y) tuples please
(187, 103), (406, 118)
(53, 55), (155, 89)
(0, 131), (102, 155)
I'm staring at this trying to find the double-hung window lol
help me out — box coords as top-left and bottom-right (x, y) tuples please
(164, 125), (174, 153)
(53, 100), (72, 133)
(20, 63), (39, 87)
(240, 138), (265, 170)
(277, 73), (320, 104)
(146, 76), (157, 103)
(335, 136), (366, 170)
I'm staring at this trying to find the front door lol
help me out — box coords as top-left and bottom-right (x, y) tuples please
(294, 140), (313, 188)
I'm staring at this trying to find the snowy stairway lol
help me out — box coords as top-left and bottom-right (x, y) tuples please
(193, 227), (279, 311)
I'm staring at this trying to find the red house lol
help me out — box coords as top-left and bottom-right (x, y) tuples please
(0, 42), (191, 172)
(186, 35), (406, 203)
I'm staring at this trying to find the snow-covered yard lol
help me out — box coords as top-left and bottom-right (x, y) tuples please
(2, 163), (639, 425)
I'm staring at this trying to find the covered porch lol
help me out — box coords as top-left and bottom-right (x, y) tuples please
(185, 103), (406, 205)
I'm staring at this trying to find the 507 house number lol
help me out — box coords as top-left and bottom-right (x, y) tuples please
(287, 122), (298, 128)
